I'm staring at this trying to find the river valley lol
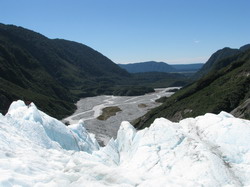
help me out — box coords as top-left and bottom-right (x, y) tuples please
(64, 87), (178, 145)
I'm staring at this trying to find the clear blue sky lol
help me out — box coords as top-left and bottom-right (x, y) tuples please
(0, 0), (250, 64)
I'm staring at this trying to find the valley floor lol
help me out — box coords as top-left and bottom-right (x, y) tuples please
(63, 88), (178, 145)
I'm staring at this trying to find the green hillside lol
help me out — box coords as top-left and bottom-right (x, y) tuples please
(130, 72), (189, 88)
(134, 48), (250, 129)
(0, 23), (134, 118)
(0, 23), (190, 118)
(194, 44), (250, 79)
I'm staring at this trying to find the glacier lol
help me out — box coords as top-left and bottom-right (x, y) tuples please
(0, 100), (250, 186)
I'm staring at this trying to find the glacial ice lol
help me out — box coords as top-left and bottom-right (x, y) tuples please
(0, 100), (250, 186)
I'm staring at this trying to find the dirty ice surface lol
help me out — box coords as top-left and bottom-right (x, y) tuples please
(1, 100), (250, 186)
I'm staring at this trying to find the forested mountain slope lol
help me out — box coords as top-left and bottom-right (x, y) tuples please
(0, 23), (190, 118)
(134, 48), (250, 129)
(0, 23), (131, 118)
(194, 44), (250, 79)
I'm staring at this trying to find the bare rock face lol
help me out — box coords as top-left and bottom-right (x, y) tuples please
(231, 99), (250, 120)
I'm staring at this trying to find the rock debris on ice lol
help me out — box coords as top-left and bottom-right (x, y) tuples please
(0, 100), (250, 186)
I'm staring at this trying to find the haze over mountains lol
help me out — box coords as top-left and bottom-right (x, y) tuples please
(118, 61), (204, 73)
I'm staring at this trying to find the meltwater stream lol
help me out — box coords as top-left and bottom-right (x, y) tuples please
(64, 87), (178, 145)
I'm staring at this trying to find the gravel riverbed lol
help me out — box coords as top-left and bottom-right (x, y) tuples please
(64, 87), (178, 145)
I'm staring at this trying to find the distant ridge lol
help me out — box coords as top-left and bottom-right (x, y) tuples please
(118, 61), (203, 73)
(118, 61), (176, 73)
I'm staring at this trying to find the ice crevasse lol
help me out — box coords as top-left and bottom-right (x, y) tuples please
(0, 100), (250, 186)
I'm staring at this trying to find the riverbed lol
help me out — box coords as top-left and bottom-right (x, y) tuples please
(64, 87), (178, 145)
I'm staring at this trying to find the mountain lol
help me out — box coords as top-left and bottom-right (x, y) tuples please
(171, 63), (204, 72)
(0, 23), (136, 118)
(240, 44), (250, 52)
(118, 61), (176, 73)
(134, 46), (250, 129)
(194, 44), (250, 79)
(1, 100), (250, 186)
(0, 23), (193, 119)
(119, 61), (204, 73)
